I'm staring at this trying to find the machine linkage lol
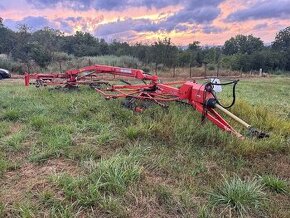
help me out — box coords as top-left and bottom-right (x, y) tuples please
(25, 64), (269, 139)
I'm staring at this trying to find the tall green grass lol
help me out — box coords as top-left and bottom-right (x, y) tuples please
(209, 176), (267, 217)
(54, 149), (144, 212)
(260, 175), (289, 194)
(0, 77), (289, 217)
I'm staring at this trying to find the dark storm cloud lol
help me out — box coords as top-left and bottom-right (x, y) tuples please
(226, 0), (290, 22)
(4, 16), (50, 30)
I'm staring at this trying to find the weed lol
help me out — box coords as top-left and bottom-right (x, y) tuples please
(98, 196), (127, 217)
(208, 176), (266, 217)
(3, 130), (27, 151)
(15, 202), (35, 218)
(260, 175), (289, 194)
(125, 126), (145, 140)
(0, 122), (10, 137)
(197, 205), (211, 218)
(29, 148), (61, 163)
(49, 204), (76, 218)
(2, 109), (21, 121)
(30, 115), (51, 130)
(39, 191), (77, 218)
(191, 162), (207, 177)
(0, 203), (4, 217)
(0, 153), (8, 176)
(54, 151), (143, 208)
(89, 153), (143, 194)
(155, 185), (174, 207)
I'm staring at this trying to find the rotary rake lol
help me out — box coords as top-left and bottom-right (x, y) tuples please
(24, 64), (268, 139)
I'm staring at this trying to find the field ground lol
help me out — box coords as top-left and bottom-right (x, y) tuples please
(0, 76), (289, 217)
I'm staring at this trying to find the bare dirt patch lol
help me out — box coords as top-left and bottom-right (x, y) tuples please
(0, 158), (79, 205)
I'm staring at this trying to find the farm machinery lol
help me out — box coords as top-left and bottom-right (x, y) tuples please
(24, 65), (268, 139)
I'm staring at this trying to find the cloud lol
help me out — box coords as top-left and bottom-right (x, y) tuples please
(226, 0), (290, 22)
(94, 0), (181, 10)
(95, 17), (191, 38)
(101, 30), (140, 42)
(187, 0), (225, 8)
(52, 16), (104, 33)
(94, 0), (226, 38)
(164, 0), (225, 25)
(253, 23), (268, 30)
(27, 0), (92, 11)
(27, 0), (181, 11)
(58, 21), (74, 33)
(202, 25), (225, 34)
(26, 0), (224, 12)
(167, 6), (221, 24)
(95, 18), (157, 36)
(4, 16), (51, 30)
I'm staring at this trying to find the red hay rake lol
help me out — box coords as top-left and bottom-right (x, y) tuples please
(24, 64), (268, 139)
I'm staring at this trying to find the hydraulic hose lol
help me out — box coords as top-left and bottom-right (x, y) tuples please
(209, 80), (239, 109)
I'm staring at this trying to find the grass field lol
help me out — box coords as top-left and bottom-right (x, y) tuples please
(0, 77), (289, 217)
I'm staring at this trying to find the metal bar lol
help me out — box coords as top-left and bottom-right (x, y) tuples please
(215, 104), (251, 129)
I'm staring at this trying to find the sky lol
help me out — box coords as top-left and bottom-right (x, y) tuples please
(0, 0), (290, 45)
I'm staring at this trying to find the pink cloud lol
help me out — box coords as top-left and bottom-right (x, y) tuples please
(1, 0), (289, 45)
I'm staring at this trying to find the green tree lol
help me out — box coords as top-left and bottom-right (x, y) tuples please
(187, 41), (204, 67)
(272, 26), (290, 51)
(223, 35), (264, 55)
(0, 17), (3, 28)
(152, 38), (178, 68)
(272, 26), (290, 71)
(11, 24), (32, 62)
(0, 22), (16, 55)
(30, 43), (52, 68)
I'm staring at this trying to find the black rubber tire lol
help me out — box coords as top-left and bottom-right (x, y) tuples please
(0, 74), (3, 80)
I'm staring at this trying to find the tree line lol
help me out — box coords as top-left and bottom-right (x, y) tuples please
(0, 17), (290, 73)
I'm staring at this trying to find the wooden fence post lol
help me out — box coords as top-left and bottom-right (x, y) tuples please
(216, 62), (220, 78)
(59, 61), (62, 73)
(173, 66), (176, 77)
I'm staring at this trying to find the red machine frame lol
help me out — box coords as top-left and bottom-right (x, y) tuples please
(25, 64), (268, 139)
(24, 65), (158, 87)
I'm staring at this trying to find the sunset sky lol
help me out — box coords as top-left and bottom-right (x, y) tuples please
(1, 0), (289, 45)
